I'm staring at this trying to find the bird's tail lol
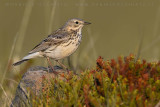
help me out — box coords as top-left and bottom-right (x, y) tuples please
(13, 59), (29, 66)
(13, 52), (40, 66)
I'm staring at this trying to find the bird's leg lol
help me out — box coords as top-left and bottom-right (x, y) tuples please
(46, 57), (58, 75)
(56, 60), (69, 73)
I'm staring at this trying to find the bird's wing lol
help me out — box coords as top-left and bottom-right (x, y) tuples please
(29, 32), (70, 54)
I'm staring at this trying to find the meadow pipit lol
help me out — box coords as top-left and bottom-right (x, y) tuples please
(13, 18), (91, 73)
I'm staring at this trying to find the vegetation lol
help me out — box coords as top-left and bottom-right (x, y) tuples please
(31, 54), (160, 107)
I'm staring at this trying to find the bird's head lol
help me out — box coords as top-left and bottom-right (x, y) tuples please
(63, 18), (91, 31)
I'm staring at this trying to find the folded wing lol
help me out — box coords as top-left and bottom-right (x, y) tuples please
(29, 32), (70, 54)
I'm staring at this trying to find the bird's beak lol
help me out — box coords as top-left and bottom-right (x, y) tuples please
(84, 21), (91, 25)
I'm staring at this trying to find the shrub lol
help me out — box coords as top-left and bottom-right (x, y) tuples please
(32, 54), (160, 107)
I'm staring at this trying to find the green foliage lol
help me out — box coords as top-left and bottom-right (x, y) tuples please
(32, 54), (160, 107)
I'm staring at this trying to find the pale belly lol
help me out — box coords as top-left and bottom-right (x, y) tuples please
(43, 39), (80, 60)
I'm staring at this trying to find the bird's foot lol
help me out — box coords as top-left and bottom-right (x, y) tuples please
(66, 68), (70, 74)
(48, 66), (58, 75)
(56, 60), (70, 73)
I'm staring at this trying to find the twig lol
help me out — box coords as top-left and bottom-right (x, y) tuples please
(48, 0), (57, 33)
(4, 78), (18, 84)
(15, 0), (35, 56)
(0, 84), (13, 107)
(136, 28), (144, 60)
(1, 33), (18, 85)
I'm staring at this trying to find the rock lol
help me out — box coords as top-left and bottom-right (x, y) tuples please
(155, 101), (160, 107)
(10, 66), (66, 107)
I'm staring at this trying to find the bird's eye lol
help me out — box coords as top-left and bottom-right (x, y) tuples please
(75, 21), (79, 24)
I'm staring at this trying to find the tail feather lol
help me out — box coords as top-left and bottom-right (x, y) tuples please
(13, 59), (29, 66)
(13, 52), (40, 66)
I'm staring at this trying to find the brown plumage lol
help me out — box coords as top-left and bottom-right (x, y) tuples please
(13, 18), (91, 66)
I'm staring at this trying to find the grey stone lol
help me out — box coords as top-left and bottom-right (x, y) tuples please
(11, 66), (66, 107)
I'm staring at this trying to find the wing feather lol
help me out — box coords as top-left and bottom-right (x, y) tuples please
(29, 31), (70, 54)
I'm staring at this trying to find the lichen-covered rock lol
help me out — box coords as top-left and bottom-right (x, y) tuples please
(11, 66), (66, 107)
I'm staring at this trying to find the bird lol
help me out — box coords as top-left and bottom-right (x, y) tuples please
(13, 18), (91, 72)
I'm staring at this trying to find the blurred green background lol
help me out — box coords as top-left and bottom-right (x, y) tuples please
(1, 0), (160, 67)
(1, 0), (160, 69)
(1, 0), (160, 106)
